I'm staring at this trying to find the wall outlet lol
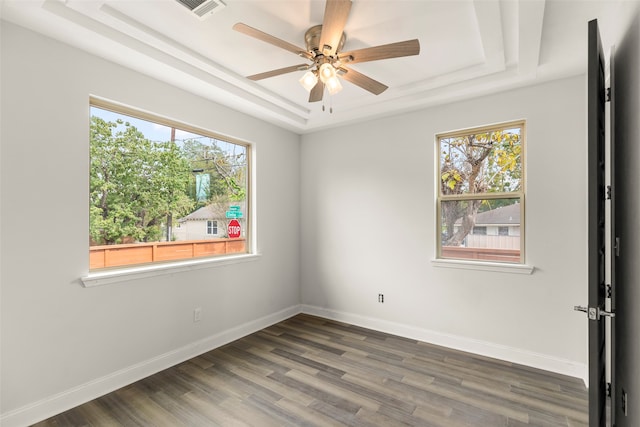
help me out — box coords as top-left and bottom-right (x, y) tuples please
(193, 307), (202, 322)
(378, 293), (384, 303)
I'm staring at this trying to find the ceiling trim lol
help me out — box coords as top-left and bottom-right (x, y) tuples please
(518, 0), (546, 76)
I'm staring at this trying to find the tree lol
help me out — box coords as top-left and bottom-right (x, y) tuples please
(440, 127), (521, 246)
(90, 116), (194, 245)
(181, 138), (247, 207)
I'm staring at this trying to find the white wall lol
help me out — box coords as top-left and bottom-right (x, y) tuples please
(0, 22), (300, 425)
(300, 76), (588, 377)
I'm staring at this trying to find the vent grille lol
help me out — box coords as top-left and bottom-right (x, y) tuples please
(176, 0), (225, 20)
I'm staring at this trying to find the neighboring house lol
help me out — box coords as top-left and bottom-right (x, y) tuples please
(173, 201), (246, 241)
(455, 203), (521, 249)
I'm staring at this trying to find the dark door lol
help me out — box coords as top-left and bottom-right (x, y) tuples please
(587, 18), (608, 427)
(612, 9), (640, 427)
(609, 42), (617, 427)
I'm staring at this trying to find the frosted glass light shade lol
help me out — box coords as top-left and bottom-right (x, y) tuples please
(299, 71), (318, 92)
(318, 63), (336, 83)
(326, 76), (343, 95)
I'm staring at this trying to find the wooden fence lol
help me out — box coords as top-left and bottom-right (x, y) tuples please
(441, 246), (520, 263)
(90, 238), (246, 270)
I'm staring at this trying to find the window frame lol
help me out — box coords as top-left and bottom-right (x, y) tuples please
(435, 120), (526, 265)
(87, 96), (254, 277)
(207, 220), (218, 235)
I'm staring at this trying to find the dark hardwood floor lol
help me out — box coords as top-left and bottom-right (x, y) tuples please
(33, 314), (588, 426)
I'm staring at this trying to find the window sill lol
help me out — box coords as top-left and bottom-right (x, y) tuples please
(81, 253), (261, 287)
(431, 258), (534, 275)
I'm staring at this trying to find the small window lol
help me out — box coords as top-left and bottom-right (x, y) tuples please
(89, 99), (250, 270)
(472, 226), (487, 235)
(207, 220), (218, 235)
(437, 121), (524, 264)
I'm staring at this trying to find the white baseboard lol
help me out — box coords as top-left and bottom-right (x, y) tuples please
(0, 305), (302, 427)
(301, 305), (588, 385)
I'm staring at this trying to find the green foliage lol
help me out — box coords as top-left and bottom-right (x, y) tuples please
(90, 116), (194, 245)
(182, 139), (247, 207)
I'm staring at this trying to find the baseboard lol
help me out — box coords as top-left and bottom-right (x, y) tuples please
(0, 305), (302, 427)
(301, 304), (588, 384)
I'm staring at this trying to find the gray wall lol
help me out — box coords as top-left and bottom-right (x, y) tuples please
(300, 75), (589, 380)
(1, 22), (301, 426)
(613, 7), (640, 426)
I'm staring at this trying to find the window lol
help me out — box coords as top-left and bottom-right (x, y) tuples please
(89, 99), (250, 270)
(437, 121), (524, 264)
(207, 220), (218, 235)
(472, 226), (487, 235)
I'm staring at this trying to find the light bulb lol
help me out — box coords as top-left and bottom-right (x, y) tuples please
(326, 76), (343, 95)
(318, 63), (336, 83)
(299, 71), (318, 92)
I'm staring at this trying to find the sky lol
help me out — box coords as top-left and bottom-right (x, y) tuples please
(90, 106), (203, 144)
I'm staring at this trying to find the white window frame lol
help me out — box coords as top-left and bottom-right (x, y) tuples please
(82, 97), (257, 286)
(433, 120), (534, 274)
(207, 220), (218, 235)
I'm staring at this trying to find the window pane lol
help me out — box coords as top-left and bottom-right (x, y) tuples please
(439, 127), (522, 196)
(89, 105), (249, 270)
(440, 198), (521, 263)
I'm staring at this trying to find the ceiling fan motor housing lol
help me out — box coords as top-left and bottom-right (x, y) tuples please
(305, 25), (346, 57)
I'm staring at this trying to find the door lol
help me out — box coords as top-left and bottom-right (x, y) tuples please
(586, 18), (609, 427)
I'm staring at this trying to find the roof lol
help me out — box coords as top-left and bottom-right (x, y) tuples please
(179, 201), (247, 222)
(474, 203), (520, 226)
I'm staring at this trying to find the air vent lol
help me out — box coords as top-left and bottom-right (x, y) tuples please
(176, 0), (225, 20)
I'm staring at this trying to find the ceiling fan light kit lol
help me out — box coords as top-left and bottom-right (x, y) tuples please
(233, 0), (420, 103)
(299, 71), (318, 91)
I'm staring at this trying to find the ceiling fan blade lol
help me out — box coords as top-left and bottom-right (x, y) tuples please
(247, 64), (309, 81)
(233, 23), (311, 59)
(339, 39), (420, 65)
(319, 0), (352, 57)
(309, 80), (324, 102)
(339, 67), (388, 95)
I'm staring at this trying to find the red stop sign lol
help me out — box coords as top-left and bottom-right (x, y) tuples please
(228, 219), (241, 238)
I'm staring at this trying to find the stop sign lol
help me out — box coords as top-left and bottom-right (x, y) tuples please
(228, 219), (241, 238)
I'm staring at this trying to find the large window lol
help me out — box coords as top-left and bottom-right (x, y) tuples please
(437, 121), (524, 264)
(89, 99), (250, 270)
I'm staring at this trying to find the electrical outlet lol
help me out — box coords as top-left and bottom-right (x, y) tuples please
(378, 293), (384, 303)
(193, 307), (202, 322)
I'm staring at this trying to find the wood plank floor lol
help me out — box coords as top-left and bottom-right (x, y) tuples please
(33, 314), (588, 426)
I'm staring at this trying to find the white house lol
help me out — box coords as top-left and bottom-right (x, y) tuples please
(466, 203), (521, 250)
(174, 202), (247, 241)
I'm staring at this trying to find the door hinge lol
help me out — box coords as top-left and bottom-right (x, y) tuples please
(606, 185), (612, 200)
(574, 305), (616, 320)
(606, 284), (612, 298)
(607, 382), (612, 397)
(606, 87), (611, 102)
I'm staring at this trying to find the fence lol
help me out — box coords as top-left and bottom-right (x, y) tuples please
(90, 238), (246, 269)
(464, 235), (520, 250)
(441, 246), (520, 263)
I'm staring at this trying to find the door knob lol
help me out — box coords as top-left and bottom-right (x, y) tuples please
(574, 305), (615, 320)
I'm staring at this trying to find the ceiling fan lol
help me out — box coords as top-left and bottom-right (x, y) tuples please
(233, 0), (420, 103)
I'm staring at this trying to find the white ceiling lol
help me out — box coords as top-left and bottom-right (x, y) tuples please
(1, 0), (636, 133)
